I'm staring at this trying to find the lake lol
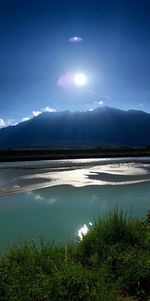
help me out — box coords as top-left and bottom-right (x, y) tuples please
(0, 157), (150, 251)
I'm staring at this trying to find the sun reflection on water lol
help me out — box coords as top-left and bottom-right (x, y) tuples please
(78, 222), (93, 240)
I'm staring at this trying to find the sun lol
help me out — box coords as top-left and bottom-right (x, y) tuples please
(74, 73), (87, 86)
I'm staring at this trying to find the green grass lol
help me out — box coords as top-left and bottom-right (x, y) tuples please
(0, 209), (149, 301)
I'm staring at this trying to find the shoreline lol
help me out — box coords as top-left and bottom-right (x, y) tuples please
(0, 157), (150, 197)
(1, 179), (150, 198)
(0, 147), (150, 163)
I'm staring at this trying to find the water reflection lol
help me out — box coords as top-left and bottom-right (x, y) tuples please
(78, 222), (93, 240)
(33, 192), (57, 205)
(0, 181), (150, 252)
(0, 158), (150, 252)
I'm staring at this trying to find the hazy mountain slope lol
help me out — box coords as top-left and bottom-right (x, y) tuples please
(0, 107), (150, 147)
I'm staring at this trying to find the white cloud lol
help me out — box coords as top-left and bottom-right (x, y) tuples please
(89, 108), (94, 111)
(32, 111), (41, 117)
(0, 119), (6, 128)
(44, 106), (56, 112)
(94, 95), (113, 106)
(0, 106), (56, 129)
(32, 106), (56, 117)
(0, 118), (17, 128)
(7, 119), (18, 126)
(22, 117), (30, 122)
(94, 100), (104, 105)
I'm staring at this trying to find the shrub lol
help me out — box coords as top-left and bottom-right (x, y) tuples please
(0, 242), (116, 301)
(77, 209), (148, 264)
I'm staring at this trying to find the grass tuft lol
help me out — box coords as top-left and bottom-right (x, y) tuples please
(0, 209), (149, 301)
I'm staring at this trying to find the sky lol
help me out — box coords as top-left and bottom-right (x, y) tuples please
(0, 0), (150, 126)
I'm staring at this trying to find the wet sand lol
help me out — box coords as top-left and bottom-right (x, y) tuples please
(0, 157), (150, 196)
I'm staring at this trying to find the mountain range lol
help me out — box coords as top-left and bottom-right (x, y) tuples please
(0, 106), (150, 148)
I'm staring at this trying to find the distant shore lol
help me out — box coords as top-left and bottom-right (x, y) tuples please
(0, 147), (150, 162)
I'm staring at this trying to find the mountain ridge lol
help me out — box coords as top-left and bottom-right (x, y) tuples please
(0, 107), (150, 148)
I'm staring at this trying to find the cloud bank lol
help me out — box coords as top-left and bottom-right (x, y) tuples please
(0, 118), (17, 129)
(32, 106), (56, 117)
(22, 106), (56, 122)
(0, 106), (56, 129)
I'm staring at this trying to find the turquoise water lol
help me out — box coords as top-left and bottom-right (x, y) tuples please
(0, 158), (150, 252)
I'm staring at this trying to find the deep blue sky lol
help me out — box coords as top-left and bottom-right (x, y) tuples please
(0, 0), (150, 125)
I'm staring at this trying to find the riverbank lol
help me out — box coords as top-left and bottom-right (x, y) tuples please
(0, 147), (150, 162)
(0, 210), (149, 301)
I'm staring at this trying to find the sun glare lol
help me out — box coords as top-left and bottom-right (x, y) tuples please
(74, 73), (87, 86)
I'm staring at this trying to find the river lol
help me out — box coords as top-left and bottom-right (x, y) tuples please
(0, 157), (150, 251)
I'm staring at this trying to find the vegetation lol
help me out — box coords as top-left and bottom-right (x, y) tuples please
(0, 210), (149, 301)
(0, 146), (150, 162)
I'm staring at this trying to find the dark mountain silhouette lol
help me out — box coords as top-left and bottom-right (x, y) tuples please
(0, 107), (150, 148)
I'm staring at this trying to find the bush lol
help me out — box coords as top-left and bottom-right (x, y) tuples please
(74, 209), (150, 300)
(105, 245), (150, 298)
(0, 242), (116, 301)
(77, 209), (148, 264)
